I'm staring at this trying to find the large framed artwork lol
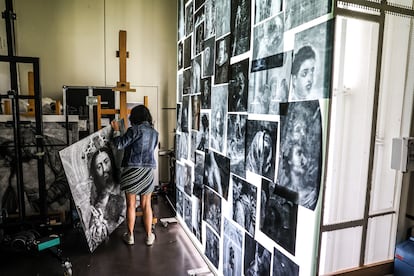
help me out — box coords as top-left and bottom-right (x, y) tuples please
(59, 124), (126, 252)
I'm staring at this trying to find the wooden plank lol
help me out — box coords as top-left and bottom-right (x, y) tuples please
(4, 99), (11, 115)
(321, 260), (394, 276)
(97, 95), (102, 129)
(120, 91), (128, 127)
(119, 30), (127, 83)
(55, 100), (61, 115)
(144, 96), (149, 107)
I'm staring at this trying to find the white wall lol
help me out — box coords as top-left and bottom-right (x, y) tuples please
(0, 0), (177, 150)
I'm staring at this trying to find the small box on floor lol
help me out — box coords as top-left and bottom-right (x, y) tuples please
(395, 236), (414, 275)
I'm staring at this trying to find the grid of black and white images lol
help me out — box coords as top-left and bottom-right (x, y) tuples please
(176, 0), (333, 275)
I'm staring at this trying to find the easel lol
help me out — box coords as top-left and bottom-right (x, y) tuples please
(95, 30), (149, 129)
(104, 30), (156, 225)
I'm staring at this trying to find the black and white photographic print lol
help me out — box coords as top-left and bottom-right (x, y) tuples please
(244, 234), (271, 276)
(195, 22), (205, 56)
(177, 131), (189, 161)
(203, 37), (215, 77)
(184, 36), (192, 69)
(178, 41), (183, 70)
(230, 0), (251, 57)
(285, 0), (331, 31)
(228, 58), (249, 112)
(248, 70), (272, 115)
(260, 179), (298, 255)
(197, 112), (210, 151)
(193, 197), (203, 242)
(191, 55), (202, 94)
(185, 1), (194, 36)
(176, 160), (186, 191)
(181, 95), (190, 133)
(176, 188), (184, 217)
(183, 67), (191, 95)
(223, 217), (243, 276)
(232, 174), (257, 236)
(195, 4), (205, 26)
(290, 19), (334, 101)
(194, 151), (205, 198)
(191, 94), (201, 130)
(252, 13), (284, 61)
(201, 77), (212, 109)
(249, 51), (292, 115)
(278, 100), (322, 210)
(191, 130), (198, 163)
(215, 0), (230, 38)
(255, 0), (283, 24)
(205, 224), (220, 269)
(178, 0), (185, 40)
(214, 35), (230, 85)
(245, 120), (278, 181)
(59, 126), (126, 252)
(203, 186), (222, 235)
(227, 114), (247, 179)
(210, 85), (228, 153)
(176, 133), (183, 161)
(178, 73), (184, 103)
(177, 104), (182, 132)
(184, 162), (193, 196)
(273, 247), (299, 276)
(204, 0), (216, 39)
(184, 193), (193, 230)
(204, 150), (230, 199)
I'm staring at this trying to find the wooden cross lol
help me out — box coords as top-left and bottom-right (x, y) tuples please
(113, 30), (136, 126)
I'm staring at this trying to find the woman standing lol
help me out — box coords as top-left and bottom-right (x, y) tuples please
(111, 105), (159, 246)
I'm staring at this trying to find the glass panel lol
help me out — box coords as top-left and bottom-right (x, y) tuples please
(0, 63), (10, 96)
(369, 15), (412, 214)
(365, 214), (395, 264)
(319, 227), (363, 274)
(323, 17), (379, 224)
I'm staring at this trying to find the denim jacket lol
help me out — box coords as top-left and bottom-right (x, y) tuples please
(113, 121), (158, 168)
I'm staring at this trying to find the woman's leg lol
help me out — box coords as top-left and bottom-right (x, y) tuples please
(125, 192), (137, 235)
(140, 193), (153, 236)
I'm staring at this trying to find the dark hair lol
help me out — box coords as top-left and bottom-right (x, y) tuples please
(291, 45), (316, 76)
(129, 105), (153, 126)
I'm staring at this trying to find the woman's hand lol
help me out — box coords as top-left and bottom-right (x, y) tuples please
(111, 120), (120, 131)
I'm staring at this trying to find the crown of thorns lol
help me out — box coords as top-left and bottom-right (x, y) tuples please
(81, 133), (108, 163)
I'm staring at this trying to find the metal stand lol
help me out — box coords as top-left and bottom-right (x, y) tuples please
(0, 0), (71, 272)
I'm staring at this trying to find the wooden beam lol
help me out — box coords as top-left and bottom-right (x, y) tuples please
(4, 99), (11, 115)
(55, 100), (61, 115)
(97, 95), (102, 130)
(321, 260), (394, 276)
(144, 96), (149, 107)
(112, 30), (136, 129)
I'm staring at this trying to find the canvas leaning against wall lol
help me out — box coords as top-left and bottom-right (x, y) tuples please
(0, 121), (78, 217)
(59, 124), (126, 252)
(176, 0), (333, 275)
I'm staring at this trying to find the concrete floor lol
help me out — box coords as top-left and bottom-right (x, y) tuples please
(0, 195), (210, 276)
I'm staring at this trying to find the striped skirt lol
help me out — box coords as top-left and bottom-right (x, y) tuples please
(120, 167), (154, 195)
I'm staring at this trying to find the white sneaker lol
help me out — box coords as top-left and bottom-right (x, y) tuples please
(146, 232), (155, 246)
(122, 232), (134, 245)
